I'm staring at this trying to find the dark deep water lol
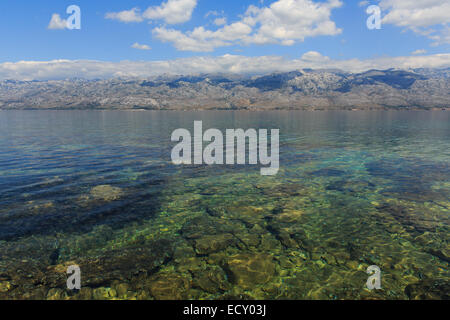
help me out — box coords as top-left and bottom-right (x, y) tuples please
(0, 110), (448, 300)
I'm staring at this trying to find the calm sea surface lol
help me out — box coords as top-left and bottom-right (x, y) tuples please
(0, 110), (448, 299)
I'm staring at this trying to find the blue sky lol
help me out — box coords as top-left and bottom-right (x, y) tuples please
(0, 0), (449, 79)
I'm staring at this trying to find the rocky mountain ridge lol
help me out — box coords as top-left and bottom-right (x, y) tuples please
(0, 68), (449, 110)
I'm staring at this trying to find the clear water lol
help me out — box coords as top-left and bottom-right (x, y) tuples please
(0, 110), (448, 300)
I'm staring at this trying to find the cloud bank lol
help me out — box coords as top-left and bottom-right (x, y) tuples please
(131, 43), (151, 50)
(105, 0), (450, 51)
(1, 53), (449, 81)
(105, 8), (143, 23)
(380, 0), (450, 44)
(106, 0), (342, 51)
(154, 0), (343, 51)
(106, 0), (198, 24)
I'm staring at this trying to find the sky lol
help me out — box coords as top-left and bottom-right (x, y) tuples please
(0, 0), (449, 79)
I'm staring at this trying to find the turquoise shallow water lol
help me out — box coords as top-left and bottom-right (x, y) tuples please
(0, 110), (448, 300)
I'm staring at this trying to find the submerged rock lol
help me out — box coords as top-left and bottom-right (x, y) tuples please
(227, 206), (268, 225)
(77, 185), (125, 207)
(235, 232), (261, 249)
(192, 265), (230, 293)
(77, 238), (174, 287)
(49, 248), (60, 265)
(147, 273), (190, 300)
(376, 201), (440, 235)
(205, 206), (227, 218)
(28, 201), (55, 212)
(181, 216), (233, 239)
(194, 233), (236, 255)
(274, 209), (305, 223)
(46, 288), (67, 300)
(114, 283), (130, 298)
(405, 279), (450, 300)
(76, 287), (93, 300)
(225, 253), (276, 290)
(426, 248), (450, 263)
(89, 185), (124, 202)
(0, 281), (12, 293)
(92, 287), (117, 300)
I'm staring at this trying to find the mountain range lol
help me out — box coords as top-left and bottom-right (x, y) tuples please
(0, 68), (449, 110)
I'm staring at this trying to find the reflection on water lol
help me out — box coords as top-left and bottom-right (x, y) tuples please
(0, 110), (448, 300)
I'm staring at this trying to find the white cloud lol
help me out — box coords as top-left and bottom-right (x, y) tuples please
(245, 0), (343, 43)
(154, 22), (254, 52)
(429, 25), (450, 46)
(153, 0), (343, 52)
(205, 11), (220, 18)
(300, 51), (331, 62)
(214, 17), (227, 26)
(380, 0), (450, 44)
(380, 0), (449, 27)
(107, 0), (197, 25)
(48, 14), (67, 30)
(412, 49), (427, 55)
(105, 8), (143, 23)
(1, 53), (449, 80)
(143, 0), (198, 24)
(131, 43), (151, 50)
(358, 1), (369, 7)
